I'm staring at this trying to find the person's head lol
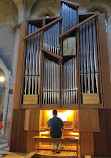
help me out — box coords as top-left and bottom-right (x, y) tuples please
(53, 110), (57, 116)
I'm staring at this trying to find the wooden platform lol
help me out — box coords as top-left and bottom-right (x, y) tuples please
(2, 151), (36, 158)
(33, 136), (79, 157)
(2, 150), (77, 158)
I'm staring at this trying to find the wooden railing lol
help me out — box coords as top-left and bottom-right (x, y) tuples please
(24, 17), (62, 41)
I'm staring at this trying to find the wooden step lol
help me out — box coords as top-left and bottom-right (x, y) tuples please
(36, 148), (77, 152)
(2, 151), (36, 158)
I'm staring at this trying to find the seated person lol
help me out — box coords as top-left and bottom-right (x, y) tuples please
(48, 110), (64, 153)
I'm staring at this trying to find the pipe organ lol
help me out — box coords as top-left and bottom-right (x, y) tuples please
(10, 0), (111, 157)
(43, 57), (60, 104)
(80, 19), (99, 94)
(43, 22), (60, 55)
(62, 2), (79, 32)
(62, 57), (77, 104)
(24, 24), (41, 96)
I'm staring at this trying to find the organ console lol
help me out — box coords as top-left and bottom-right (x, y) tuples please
(9, 0), (111, 157)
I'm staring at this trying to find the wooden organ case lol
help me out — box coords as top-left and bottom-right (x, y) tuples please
(10, 0), (111, 157)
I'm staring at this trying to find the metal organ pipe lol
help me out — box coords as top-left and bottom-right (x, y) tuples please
(23, 6), (100, 107)
(24, 24), (41, 104)
(86, 23), (91, 93)
(80, 26), (84, 93)
(62, 2), (78, 33)
(92, 20), (99, 93)
(43, 58), (60, 104)
(89, 21), (95, 93)
(62, 58), (78, 104)
(80, 19), (99, 94)
(43, 23), (60, 55)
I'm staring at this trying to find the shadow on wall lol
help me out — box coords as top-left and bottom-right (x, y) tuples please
(0, 112), (3, 121)
(0, 0), (17, 24)
(0, 86), (5, 105)
(0, 49), (12, 71)
(0, 89), (5, 121)
(29, 0), (61, 18)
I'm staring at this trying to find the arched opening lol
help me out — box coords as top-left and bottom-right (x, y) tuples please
(0, 59), (11, 136)
(0, 69), (6, 122)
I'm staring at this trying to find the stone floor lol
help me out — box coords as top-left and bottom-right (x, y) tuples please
(0, 135), (9, 158)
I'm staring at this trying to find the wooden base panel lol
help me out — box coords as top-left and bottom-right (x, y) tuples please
(80, 132), (94, 157)
(24, 109), (40, 131)
(22, 104), (40, 109)
(80, 104), (102, 109)
(63, 37), (76, 56)
(79, 109), (100, 132)
(10, 109), (27, 153)
(82, 93), (100, 104)
(27, 132), (39, 153)
(93, 109), (111, 157)
(23, 95), (38, 104)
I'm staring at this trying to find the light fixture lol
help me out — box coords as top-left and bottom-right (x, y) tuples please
(72, 132), (79, 136)
(40, 131), (48, 134)
(0, 77), (5, 82)
(66, 110), (73, 116)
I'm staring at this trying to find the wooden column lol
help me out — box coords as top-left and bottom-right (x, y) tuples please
(98, 14), (111, 108)
(12, 22), (27, 109)
(9, 22), (27, 152)
(76, 29), (81, 107)
(59, 59), (62, 107)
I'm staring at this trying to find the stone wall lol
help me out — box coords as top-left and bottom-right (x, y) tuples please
(0, 25), (15, 71)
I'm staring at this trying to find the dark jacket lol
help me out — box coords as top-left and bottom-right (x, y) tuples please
(48, 116), (64, 138)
